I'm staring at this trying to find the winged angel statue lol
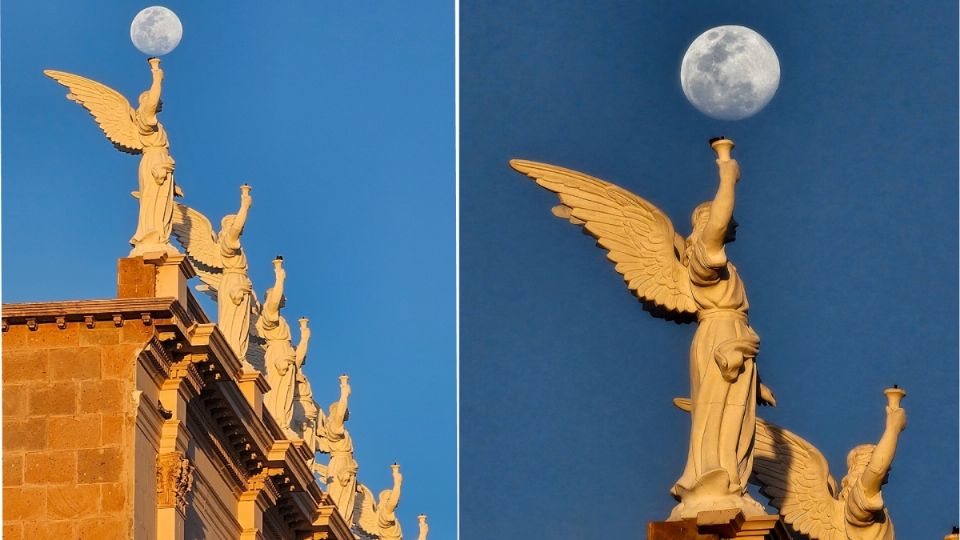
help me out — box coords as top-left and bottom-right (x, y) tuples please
(353, 464), (404, 540)
(46, 58), (180, 256)
(170, 185), (255, 364)
(512, 139), (775, 520)
(749, 391), (905, 540)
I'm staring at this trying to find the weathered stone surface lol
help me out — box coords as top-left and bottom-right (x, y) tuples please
(77, 447), (123, 483)
(29, 382), (78, 416)
(4, 454), (23, 487)
(48, 347), (101, 380)
(24, 451), (77, 484)
(47, 415), (101, 450)
(648, 520), (718, 540)
(80, 380), (125, 414)
(3, 486), (46, 520)
(4, 418), (47, 451)
(46, 483), (99, 519)
(3, 349), (49, 382)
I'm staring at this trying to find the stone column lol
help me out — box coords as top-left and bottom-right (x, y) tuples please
(238, 472), (280, 540)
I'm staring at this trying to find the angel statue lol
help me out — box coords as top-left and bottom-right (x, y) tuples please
(257, 258), (309, 438)
(317, 375), (359, 522)
(292, 366), (323, 470)
(749, 387), (907, 540)
(354, 464), (404, 540)
(416, 514), (429, 540)
(512, 138), (775, 520)
(46, 58), (181, 256)
(171, 185), (254, 361)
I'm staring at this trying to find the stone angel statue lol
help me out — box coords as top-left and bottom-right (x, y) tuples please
(416, 514), (428, 540)
(256, 258), (309, 438)
(354, 464), (404, 540)
(512, 138), (775, 520)
(318, 375), (358, 522)
(171, 185), (253, 362)
(45, 58), (181, 256)
(749, 388), (906, 540)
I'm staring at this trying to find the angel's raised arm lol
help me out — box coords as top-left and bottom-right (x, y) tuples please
(138, 58), (164, 126)
(295, 318), (311, 368)
(224, 185), (252, 247)
(262, 260), (286, 325)
(384, 465), (403, 514)
(861, 405), (906, 497)
(701, 157), (739, 257)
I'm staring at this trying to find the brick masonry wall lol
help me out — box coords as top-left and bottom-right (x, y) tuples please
(3, 320), (153, 540)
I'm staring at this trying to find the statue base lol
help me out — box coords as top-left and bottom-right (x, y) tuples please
(648, 510), (791, 540)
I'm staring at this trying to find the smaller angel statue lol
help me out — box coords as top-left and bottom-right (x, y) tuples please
(318, 375), (359, 522)
(292, 364), (323, 469)
(171, 185), (253, 362)
(354, 464), (404, 540)
(46, 58), (181, 256)
(416, 514), (429, 540)
(749, 387), (907, 540)
(257, 258), (309, 438)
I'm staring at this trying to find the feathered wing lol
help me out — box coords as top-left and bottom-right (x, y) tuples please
(752, 418), (846, 540)
(43, 70), (143, 154)
(353, 483), (380, 536)
(511, 160), (697, 319)
(171, 202), (224, 277)
(245, 290), (267, 372)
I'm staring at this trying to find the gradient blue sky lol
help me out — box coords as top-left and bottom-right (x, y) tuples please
(461, 1), (957, 538)
(3, 1), (455, 537)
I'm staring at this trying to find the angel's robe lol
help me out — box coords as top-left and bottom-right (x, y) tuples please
(131, 112), (175, 248)
(218, 239), (251, 359)
(844, 478), (894, 540)
(321, 414), (357, 522)
(673, 239), (759, 498)
(258, 316), (297, 435)
(377, 508), (402, 540)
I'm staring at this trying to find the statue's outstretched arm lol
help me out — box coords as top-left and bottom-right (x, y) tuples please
(861, 406), (906, 497)
(295, 318), (310, 368)
(225, 185), (252, 245)
(701, 158), (739, 255)
(262, 259), (286, 325)
(329, 376), (351, 429)
(384, 465), (403, 514)
(139, 58), (163, 126)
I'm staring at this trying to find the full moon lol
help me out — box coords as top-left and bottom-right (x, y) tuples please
(130, 6), (183, 56)
(680, 26), (780, 121)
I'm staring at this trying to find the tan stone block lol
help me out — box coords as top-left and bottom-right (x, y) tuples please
(2, 486), (46, 520)
(24, 324), (80, 349)
(78, 517), (129, 540)
(45, 483), (98, 519)
(3, 418), (47, 451)
(24, 451), (77, 484)
(79, 325), (120, 346)
(3, 522), (23, 540)
(102, 344), (139, 380)
(79, 379), (126, 415)
(28, 382), (78, 416)
(48, 346), (101, 380)
(47, 415), (100, 450)
(120, 322), (154, 344)
(2, 348), (49, 383)
(100, 482), (127, 513)
(4, 453), (23, 486)
(117, 256), (156, 298)
(77, 447), (123, 483)
(3, 384), (28, 417)
(32, 521), (76, 538)
(2, 324), (29, 349)
(101, 414), (127, 446)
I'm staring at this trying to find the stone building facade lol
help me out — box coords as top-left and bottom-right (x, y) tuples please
(3, 254), (353, 540)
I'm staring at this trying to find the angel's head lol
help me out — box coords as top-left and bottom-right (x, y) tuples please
(221, 215), (237, 235)
(688, 202), (738, 243)
(378, 489), (393, 508)
(840, 444), (877, 497)
(329, 401), (350, 421)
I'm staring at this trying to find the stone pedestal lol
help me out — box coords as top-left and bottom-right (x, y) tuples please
(648, 511), (791, 540)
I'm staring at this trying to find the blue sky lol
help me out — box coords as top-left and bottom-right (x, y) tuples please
(3, 1), (455, 537)
(461, 1), (957, 538)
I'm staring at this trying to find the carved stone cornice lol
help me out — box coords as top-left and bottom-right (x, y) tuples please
(243, 471), (281, 505)
(139, 336), (174, 385)
(2, 297), (192, 328)
(156, 451), (195, 514)
(164, 359), (205, 400)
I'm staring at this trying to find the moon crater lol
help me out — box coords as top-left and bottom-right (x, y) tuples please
(680, 26), (780, 121)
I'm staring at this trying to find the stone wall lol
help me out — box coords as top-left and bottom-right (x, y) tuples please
(2, 320), (149, 540)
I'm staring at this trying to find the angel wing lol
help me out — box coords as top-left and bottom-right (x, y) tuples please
(245, 290), (268, 373)
(171, 202), (224, 286)
(752, 418), (846, 540)
(44, 70), (143, 154)
(511, 160), (697, 320)
(353, 483), (380, 537)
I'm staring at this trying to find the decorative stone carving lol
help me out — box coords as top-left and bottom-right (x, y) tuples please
(171, 185), (255, 364)
(512, 138), (775, 520)
(156, 451), (195, 513)
(318, 375), (357, 522)
(355, 464), (404, 540)
(45, 58), (181, 256)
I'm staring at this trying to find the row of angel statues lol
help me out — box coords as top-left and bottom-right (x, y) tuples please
(513, 143), (908, 540)
(44, 59), (428, 540)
